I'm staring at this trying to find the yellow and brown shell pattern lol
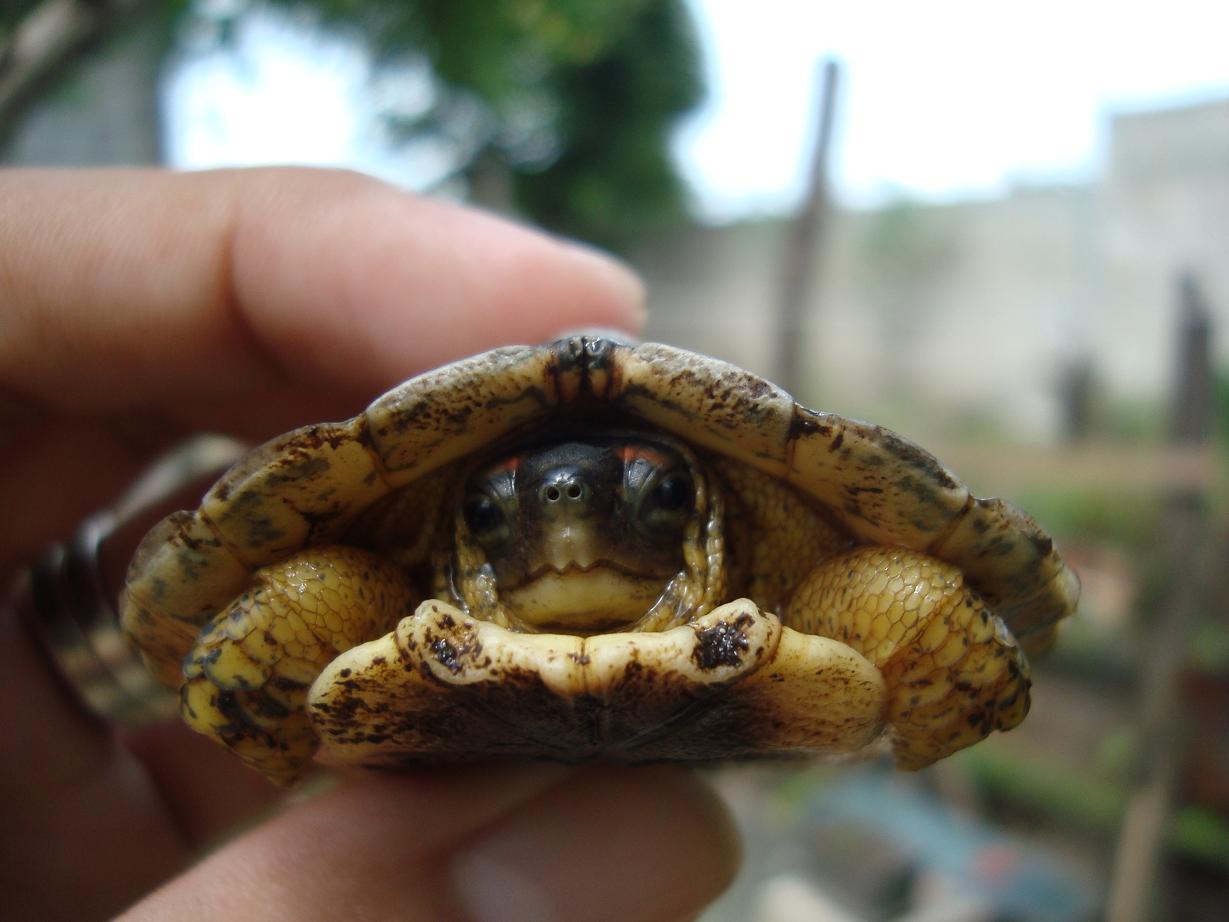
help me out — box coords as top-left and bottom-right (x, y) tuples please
(120, 337), (1079, 784)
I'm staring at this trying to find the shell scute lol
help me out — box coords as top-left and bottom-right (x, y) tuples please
(201, 419), (386, 568)
(931, 497), (1079, 650)
(364, 346), (556, 484)
(786, 407), (971, 549)
(615, 343), (794, 476)
(121, 511), (252, 685)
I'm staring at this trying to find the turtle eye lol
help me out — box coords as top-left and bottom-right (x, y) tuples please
(637, 470), (695, 535)
(463, 493), (508, 541)
(653, 472), (694, 512)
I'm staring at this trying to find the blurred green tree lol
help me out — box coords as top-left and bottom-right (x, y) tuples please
(0, 0), (703, 248)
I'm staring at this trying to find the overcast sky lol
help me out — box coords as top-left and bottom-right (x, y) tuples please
(167, 0), (1229, 221)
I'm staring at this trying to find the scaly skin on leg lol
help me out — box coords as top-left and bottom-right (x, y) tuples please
(181, 546), (418, 784)
(785, 546), (1030, 769)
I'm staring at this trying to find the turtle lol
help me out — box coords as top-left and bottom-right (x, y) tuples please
(120, 336), (1079, 785)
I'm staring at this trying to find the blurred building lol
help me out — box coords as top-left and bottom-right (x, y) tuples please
(640, 95), (1229, 443)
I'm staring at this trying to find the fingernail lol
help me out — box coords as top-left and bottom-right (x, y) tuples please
(449, 766), (738, 922)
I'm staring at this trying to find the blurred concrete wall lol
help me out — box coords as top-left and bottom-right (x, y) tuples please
(638, 95), (1229, 443)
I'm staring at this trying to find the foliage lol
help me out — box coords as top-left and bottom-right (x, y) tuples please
(962, 746), (1229, 871)
(505, 1), (704, 247)
(205, 0), (703, 248)
(1013, 487), (1160, 552)
(4, 0), (702, 248)
(0, 1), (43, 33)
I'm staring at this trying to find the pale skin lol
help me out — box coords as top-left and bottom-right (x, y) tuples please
(0, 168), (739, 921)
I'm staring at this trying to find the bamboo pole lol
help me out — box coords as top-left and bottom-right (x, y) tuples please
(774, 57), (839, 397)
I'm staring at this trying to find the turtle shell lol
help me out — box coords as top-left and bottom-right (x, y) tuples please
(120, 336), (1078, 769)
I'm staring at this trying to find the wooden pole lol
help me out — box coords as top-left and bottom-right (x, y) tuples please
(1105, 272), (1214, 922)
(774, 57), (839, 397)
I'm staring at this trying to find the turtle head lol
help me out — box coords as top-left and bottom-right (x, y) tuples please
(456, 437), (710, 632)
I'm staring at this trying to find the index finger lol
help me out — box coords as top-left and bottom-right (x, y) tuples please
(0, 167), (645, 419)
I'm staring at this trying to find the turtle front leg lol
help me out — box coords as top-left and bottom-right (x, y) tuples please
(181, 546), (417, 784)
(784, 546), (1030, 769)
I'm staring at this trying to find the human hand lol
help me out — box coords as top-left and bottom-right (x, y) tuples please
(0, 168), (739, 921)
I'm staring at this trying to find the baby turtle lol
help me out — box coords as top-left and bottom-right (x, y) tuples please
(120, 336), (1078, 784)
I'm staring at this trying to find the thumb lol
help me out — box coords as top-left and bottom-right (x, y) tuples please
(118, 764), (740, 922)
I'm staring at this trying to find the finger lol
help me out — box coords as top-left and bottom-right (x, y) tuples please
(121, 721), (286, 845)
(119, 765), (740, 922)
(0, 605), (193, 921)
(450, 766), (740, 922)
(0, 167), (645, 416)
(0, 167), (646, 562)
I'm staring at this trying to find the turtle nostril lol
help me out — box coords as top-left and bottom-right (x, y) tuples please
(540, 471), (588, 507)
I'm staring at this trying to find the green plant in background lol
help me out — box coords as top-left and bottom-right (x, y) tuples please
(962, 746), (1229, 873)
(1, 0), (703, 250)
(262, 0), (704, 249)
(502, 2), (704, 249)
(1015, 488), (1161, 553)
